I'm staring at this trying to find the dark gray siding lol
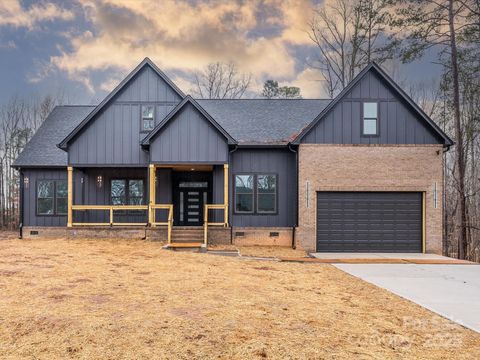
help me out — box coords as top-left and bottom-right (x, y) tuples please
(230, 148), (296, 227)
(72, 168), (148, 224)
(302, 70), (441, 144)
(150, 103), (229, 163)
(22, 168), (67, 227)
(68, 65), (181, 166)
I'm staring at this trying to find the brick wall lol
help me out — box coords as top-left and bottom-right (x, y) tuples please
(296, 144), (444, 253)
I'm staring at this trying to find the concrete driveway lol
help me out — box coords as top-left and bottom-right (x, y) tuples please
(334, 263), (480, 333)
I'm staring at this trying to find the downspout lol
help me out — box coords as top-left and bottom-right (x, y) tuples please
(288, 143), (298, 249)
(19, 170), (24, 239)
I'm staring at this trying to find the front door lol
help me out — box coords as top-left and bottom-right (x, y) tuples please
(173, 172), (212, 226)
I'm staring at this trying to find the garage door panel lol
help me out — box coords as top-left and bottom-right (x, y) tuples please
(316, 192), (422, 252)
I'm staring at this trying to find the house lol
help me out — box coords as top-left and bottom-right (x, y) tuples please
(13, 58), (453, 253)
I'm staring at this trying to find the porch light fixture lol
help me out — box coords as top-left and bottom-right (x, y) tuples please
(23, 176), (29, 189)
(96, 175), (103, 188)
(190, 168), (195, 171)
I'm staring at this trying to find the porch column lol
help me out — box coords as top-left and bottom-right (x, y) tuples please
(67, 166), (73, 227)
(149, 164), (156, 227)
(224, 164), (229, 227)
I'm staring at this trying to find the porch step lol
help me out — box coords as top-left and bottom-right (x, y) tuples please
(163, 242), (206, 253)
(171, 227), (204, 242)
(167, 242), (203, 248)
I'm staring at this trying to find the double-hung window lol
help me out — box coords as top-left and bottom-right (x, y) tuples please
(142, 105), (155, 131)
(362, 102), (378, 136)
(37, 180), (67, 215)
(234, 175), (254, 213)
(234, 174), (277, 214)
(256, 175), (276, 213)
(111, 179), (145, 205)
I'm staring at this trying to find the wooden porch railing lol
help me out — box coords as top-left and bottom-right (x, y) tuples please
(203, 204), (228, 246)
(71, 205), (149, 226)
(150, 204), (174, 244)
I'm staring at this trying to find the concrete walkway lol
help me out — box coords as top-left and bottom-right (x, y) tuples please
(335, 263), (480, 333)
(311, 252), (449, 260)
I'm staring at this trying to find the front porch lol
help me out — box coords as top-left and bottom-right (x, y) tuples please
(66, 163), (230, 247)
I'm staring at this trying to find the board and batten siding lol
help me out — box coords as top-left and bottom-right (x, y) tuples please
(230, 148), (296, 227)
(301, 70), (442, 145)
(22, 168), (67, 227)
(68, 65), (181, 166)
(72, 168), (148, 224)
(149, 103), (229, 164)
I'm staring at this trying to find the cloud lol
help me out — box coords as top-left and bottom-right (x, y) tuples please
(0, 0), (74, 29)
(43, 0), (317, 94)
(286, 67), (329, 98)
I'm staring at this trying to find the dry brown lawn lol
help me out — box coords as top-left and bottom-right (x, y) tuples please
(0, 238), (479, 359)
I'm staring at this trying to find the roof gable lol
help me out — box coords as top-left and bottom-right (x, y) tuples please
(141, 96), (236, 146)
(293, 62), (453, 146)
(58, 58), (185, 149)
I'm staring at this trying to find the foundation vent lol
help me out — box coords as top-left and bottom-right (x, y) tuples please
(269, 232), (279, 237)
(235, 231), (245, 237)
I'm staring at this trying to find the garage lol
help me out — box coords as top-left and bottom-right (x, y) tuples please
(316, 192), (423, 252)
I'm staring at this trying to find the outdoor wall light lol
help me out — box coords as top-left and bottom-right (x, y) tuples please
(96, 175), (103, 188)
(23, 176), (29, 189)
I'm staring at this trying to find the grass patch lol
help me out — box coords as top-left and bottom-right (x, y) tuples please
(0, 237), (479, 359)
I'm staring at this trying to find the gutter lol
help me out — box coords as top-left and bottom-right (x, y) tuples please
(19, 170), (24, 239)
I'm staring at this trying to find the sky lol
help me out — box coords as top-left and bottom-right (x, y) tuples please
(0, 0), (444, 105)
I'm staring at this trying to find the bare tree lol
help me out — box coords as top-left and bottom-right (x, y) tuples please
(0, 93), (61, 229)
(192, 62), (252, 99)
(393, 0), (480, 260)
(308, 0), (395, 97)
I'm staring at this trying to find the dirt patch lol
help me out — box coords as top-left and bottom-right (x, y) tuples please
(0, 238), (479, 359)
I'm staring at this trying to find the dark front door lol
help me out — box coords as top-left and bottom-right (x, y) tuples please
(316, 192), (422, 252)
(173, 172), (212, 226)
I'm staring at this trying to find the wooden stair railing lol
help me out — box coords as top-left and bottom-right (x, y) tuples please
(203, 204), (228, 246)
(150, 204), (173, 244)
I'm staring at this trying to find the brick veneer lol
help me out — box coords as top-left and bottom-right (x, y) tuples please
(296, 144), (444, 253)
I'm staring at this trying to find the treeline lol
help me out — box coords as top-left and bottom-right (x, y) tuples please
(0, 94), (63, 229)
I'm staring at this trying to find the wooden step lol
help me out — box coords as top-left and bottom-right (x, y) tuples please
(166, 242), (204, 248)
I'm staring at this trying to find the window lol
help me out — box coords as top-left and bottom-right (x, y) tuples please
(37, 181), (54, 215)
(111, 179), (144, 205)
(363, 102), (378, 135)
(37, 180), (67, 215)
(56, 181), (68, 214)
(128, 180), (144, 205)
(142, 105), (154, 131)
(235, 175), (254, 213)
(234, 174), (277, 215)
(257, 175), (276, 213)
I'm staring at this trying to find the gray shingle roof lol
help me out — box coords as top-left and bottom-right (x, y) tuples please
(14, 99), (331, 167)
(197, 99), (331, 144)
(13, 105), (95, 167)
